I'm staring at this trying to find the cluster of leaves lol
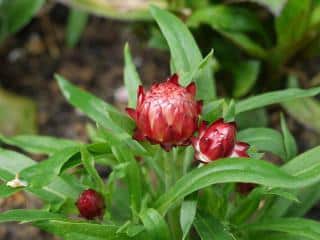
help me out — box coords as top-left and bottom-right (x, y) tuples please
(149, 0), (320, 95)
(1, 6), (320, 240)
(160, 0), (320, 134)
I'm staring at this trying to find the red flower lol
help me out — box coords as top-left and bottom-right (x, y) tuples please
(76, 189), (105, 220)
(192, 119), (249, 163)
(228, 142), (250, 158)
(126, 74), (202, 151)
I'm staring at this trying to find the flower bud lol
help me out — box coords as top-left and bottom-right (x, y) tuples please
(126, 74), (202, 151)
(76, 189), (105, 220)
(192, 119), (249, 163)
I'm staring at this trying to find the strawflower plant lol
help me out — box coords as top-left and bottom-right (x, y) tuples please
(1, 6), (320, 240)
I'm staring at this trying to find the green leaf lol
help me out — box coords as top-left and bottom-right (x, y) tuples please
(243, 218), (320, 240)
(236, 108), (268, 130)
(249, 232), (307, 240)
(0, 134), (79, 155)
(243, 0), (287, 16)
(223, 99), (235, 122)
(111, 146), (142, 218)
(180, 197), (197, 240)
(282, 145), (320, 177)
(280, 114), (298, 161)
(272, 0), (312, 66)
(140, 208), (171, 240)
(282, 97), (320, 134)
(235, 86), (320, 114)
(221, 31), (267, 58)
(202, 99), (224, 122)
(0, 148), (81, 203)
(20, 147), (79, 187)
(124, 43), (142, 108)
(194, 211), (234, 240)
(286, 186), (320, 217)
(41, 175), (83, 201)
(0, 209), (65, 223)
(36, 220), (130, 240)
(0, 0), (44, 41)
(0, 148), (35, 180)
(232, 60), (260, 97)
(187, 6), (268, 58)
(263, 188), (299, 203)
(238, 128), (286, 159)
(187, 5), (265, 34)
(65, 233), (104, 240)
(150, 5), (216, 101)
(155, 158), (319, 215)
(265, 146), (320, 218)
(80, 146), (104, 192)
(231, 187), (298, 224)
(276, 0), (311, 48)
(55, 74), (134, 135)
(310, 2), (320, 29)
(66, 8), (88, 48)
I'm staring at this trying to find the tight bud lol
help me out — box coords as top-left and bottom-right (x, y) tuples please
(192, 119), (249, 163)
(76, 189), (105, 220)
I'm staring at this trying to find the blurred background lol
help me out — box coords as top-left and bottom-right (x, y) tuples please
(0, 0), (320, 239)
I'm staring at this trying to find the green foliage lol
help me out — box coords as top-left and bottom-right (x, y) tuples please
(124, 43), (142, 108)
(243, 218), (320, 240)
(238, 128), (286, 159)
(0, 0), (44, 41)
(1, 6), (320, 240)
(150, 5), (216, 101)
(66, 8), (89, 48)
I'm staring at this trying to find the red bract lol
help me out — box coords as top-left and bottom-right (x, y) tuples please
(192, 118), (249, 163)
(228, 142), (250, 158)
(237, 183), (256, 195)
(126, 74), (202, 151)
(76, 189), (105, 220)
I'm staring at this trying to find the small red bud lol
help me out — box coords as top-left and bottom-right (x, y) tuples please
(236, 183), (256, 195)
(192, 119), (250, 163)
(126, 74), (202, 151)
(76, 189), (105, 220)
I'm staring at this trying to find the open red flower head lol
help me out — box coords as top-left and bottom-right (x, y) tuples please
(126, 74), (202, 151)
(76, 189), (105, 220)
(192, 118), (250, 163)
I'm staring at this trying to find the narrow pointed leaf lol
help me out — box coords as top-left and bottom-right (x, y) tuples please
(124, 43), (142, 108)
(0, 209), (65, 223)
(0, 134), (79, 155)
(155, 158), (320, 215)
(194, 212), (234, 240)
(235, 87), (320, 114)
(140, 208), (171, 240)
(280, 114), (298, 161)
(243, 218), (320, 240)
(238, 128), (286, 159)
(150, 5), (216, 101)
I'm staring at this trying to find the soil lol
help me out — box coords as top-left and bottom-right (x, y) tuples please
(0, 3), (319, 240)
